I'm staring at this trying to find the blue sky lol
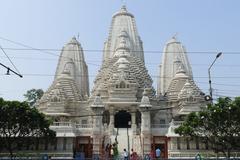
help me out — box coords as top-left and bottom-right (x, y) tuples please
(0, 0), (240, 101)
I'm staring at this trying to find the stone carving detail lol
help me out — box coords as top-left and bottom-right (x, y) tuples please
(92, 94), (104, 106)
(50, 89), (62, 102)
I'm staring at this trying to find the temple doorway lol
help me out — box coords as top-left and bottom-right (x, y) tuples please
(152, 136), (168, 159)
(114, 110), (131, 128)
(75, 136), (92, 158)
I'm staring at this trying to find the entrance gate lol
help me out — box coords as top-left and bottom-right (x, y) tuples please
(114, 110), (131, 128)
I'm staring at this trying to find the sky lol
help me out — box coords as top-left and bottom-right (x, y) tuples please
(0, 0), (240, 101)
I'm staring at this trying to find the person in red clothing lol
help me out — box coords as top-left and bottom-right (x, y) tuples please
(149, 147), (156, 159)
(105, 143), (110, 159)
(130, 148), (138, 160)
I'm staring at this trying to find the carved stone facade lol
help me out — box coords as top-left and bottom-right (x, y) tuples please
(35, 6), (208, 159)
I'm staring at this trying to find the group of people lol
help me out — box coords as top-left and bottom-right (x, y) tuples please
(149, 147), (161, 159)
(104, 142), (118, 160)
(104, 143), (139, 160)
(123, 148), (138, 160)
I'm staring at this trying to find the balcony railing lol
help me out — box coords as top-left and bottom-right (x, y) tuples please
(76, 124), (93, 128)
(51, 122), (93, 128)
(151, 124), (169, 128)
(52, 122), (72, 126)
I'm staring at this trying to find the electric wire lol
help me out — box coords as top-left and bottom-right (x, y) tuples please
(1, 73), (240, 79)
(1, 36), (240, 55)
(196, 81), (240, 87)
(1, 47), (240, 55)
(1, 56), (240, 68)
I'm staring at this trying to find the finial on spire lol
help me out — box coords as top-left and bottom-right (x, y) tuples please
(120, 0), (127, 12)
(121, 0), (126, 6)
(172, 32), (178, 39)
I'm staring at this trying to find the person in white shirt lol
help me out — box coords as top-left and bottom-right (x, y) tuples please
(123, 148), (129, 160)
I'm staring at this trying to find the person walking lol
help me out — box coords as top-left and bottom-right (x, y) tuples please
(123, 148), (129, 160)
(130, 148), (138, 160)
(112, 142), (119, 160)
(105, 143), (110, 159)
(155, 148), (161, 159)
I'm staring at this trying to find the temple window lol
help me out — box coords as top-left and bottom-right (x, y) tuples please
(159, 119), (166, 124)
(188, 96), (194, 102)
(205, 140), (209, 150)
(196, 137), (199, 150)
(120, 81), (126, 88)
(186, 138), (190, 150)
(63, 137), (67, 150)
(177, 137), (181, 150)
(82, 119), (87, 124)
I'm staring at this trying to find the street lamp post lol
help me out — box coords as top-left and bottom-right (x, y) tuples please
(208, 52), (222, 103)
(127, 121), (131, 157)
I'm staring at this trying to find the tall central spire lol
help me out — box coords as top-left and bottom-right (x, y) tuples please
(102, 6), (144, 62)
(91, 6), (155, 100)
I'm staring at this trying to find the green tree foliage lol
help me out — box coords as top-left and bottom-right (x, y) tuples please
(0, 98), (55, 159)
(175, 97), (240, 158)
(24, 88), (44, 107)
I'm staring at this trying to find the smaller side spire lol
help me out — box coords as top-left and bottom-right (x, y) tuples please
(158, 36), (193, 95)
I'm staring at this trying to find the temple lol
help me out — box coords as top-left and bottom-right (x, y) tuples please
(35, 6), (209, 159)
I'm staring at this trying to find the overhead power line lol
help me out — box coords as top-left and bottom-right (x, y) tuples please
(1, 56), (240, 68)
(1, 36), (240, 55)
(1, 73), (240, 79)
(0, 36), (59, 57)
(197, 81), (240, 87)
(1, 47), (240, 55)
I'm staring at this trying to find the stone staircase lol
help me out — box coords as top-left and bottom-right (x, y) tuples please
(110, 128), (143, 156)
(132, 134), (142, 156)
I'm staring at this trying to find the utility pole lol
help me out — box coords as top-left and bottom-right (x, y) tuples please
(208, 52), (222, 103)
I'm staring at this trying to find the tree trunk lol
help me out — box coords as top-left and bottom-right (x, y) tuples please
(227, 149), (231, 159)
(9, 147), (13, 160)
(7, 138), (13, 160)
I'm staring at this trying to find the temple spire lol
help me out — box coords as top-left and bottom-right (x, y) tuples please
(55, 37), (89, 97)
(157, 37), (193, 95)
(102, 5), (144, 62)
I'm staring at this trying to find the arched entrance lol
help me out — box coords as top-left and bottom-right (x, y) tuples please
(114, 110), (131, 128)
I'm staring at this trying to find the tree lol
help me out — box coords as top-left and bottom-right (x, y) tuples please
(175, 97), (240, 158)
(0, 98), (55, 159)
(24, 88), (44, 107)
